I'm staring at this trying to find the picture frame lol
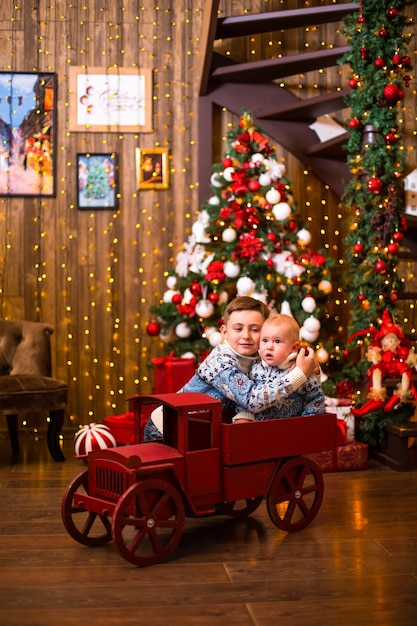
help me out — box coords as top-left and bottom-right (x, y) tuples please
(69, 66), (152, 133)
(136, 147), (169, 190)
(77, 153), (118, 210)
(0, 71), (56, 197)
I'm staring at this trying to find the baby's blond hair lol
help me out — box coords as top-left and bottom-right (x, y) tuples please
(263, 313), (300, 343)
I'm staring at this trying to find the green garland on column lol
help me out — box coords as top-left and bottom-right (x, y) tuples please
(340, 0), (413, 339)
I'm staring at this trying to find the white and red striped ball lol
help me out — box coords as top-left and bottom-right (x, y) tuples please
(74, 423), (117, 456)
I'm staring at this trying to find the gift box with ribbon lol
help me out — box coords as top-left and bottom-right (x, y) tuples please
(306, 440), (368, 472)
(152, 352), (196, 393)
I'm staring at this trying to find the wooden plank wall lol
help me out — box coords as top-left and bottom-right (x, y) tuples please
(0, 0), (416, 435)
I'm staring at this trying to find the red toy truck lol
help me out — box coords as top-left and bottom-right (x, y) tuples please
(62, 392), (337, 567)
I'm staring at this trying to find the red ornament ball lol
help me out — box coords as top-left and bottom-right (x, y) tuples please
(348, 77), (358, 88)
(388, 7), (399, 18)
(267, 232), (278, 242)
(374, 58), (385, 69)
(379, 28), (388, 37)
(392, 231), (403, 243)
(383, 83), (400, 103)
(358, 293), (366, 302)
(393, 52), (401, 65)
(348, 117), (360, 130)
(375, 260), (387, 274)
(391, 289), (398, 301)
(353, 242), (364, 254)
(208, 292), (219, 304)
(343, 349), (350, 358)
(402, 55), (411, 68)
(189, 282), (202, 297)
(146, 321), (161, 336)
(387, 242), (399, 255)
(385, 132), (396, 145)
(222, 157), (233, 168)
(172, 293), (182, 305)
(248, 179), (261, 192)
(366, 176), (383, 194)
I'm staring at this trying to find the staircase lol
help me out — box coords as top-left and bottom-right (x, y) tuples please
(197, 1), (358, 202)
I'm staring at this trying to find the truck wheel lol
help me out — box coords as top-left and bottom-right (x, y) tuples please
(112, 478), (185, 567)
(267, 456), (324, 532)
(61, 470), (112, 546)
(217, 496), (263, 517)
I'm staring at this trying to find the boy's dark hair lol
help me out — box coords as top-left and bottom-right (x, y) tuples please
(223, 296), (269, 324)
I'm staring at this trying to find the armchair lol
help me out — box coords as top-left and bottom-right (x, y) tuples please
(0, 319), (68, 461)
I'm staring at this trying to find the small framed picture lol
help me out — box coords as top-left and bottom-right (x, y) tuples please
(77, 153), (118, 210)
(136, 147), (169, 190)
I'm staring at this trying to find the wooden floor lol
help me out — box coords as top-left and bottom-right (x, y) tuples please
(0, 433), (417, 626)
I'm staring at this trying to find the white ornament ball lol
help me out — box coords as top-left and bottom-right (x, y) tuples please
(297, 228), (312, 246)
(300, 327), (319, 343)
(272, 202), (291, 221)
(208, 195), (220, 205)
(265, 188), (281, 205)
(74, 423), (117, 457)
(204, 326), (217, 338)
(224, 261), (241, 278)
(236, 276), (255, 296)
(210, 173), (224, 188)
(252, 291), (268, 304)
(208, 331), (223, 347)
(301, 296), (317, 313)
(251, 153), (264, 165)
(166, 276), (177, 289)
(195, 299), (215, 319)
(181, 352), (196, 360)
(223, 166), (235, 182)
(175, 322), (192, 338)
(258, 172), (271, 187)
(160, 328), (175, 344)
(222, 227), (237, 243)
(316, 347), (329, 364)
(318, 279), (333, 295)
(303, 316), (321, 333)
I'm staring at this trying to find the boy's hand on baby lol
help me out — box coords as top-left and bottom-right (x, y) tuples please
(296, 347), (316, 377)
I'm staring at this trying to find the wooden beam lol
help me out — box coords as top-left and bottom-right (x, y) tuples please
(198, 0), (220, 96)
(258, 89), (350, 122)
(211, 47), (351, 83)
(216, 4), (358, 38)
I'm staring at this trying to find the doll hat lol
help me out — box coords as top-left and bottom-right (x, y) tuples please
(373, 308), (407, 343)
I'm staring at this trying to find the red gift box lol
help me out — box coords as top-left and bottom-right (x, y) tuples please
(152, 353), (195, 393)
(306, 441), (368, 472)
(103, 404), (154, 445)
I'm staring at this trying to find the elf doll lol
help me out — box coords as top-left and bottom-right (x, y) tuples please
(351, 309), (417, 417)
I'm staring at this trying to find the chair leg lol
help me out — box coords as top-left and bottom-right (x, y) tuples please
(6, 414), (20, 453)
(47, 408), (65, 462)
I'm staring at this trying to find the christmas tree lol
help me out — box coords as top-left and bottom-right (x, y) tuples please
(147, 111), (336, 366)
(333, 0), (415, 442)
(340, 0), (411, 337)
(86, 159), (110, 199)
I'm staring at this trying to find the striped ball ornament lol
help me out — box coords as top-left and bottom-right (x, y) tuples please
(74, 423), (117, 456)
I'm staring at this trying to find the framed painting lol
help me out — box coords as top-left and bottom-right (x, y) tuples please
(0, 71), (56, 197)
(136, 147), (169, 190)
(77, 153), (118, 210)
(69, 67), (152, 133)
